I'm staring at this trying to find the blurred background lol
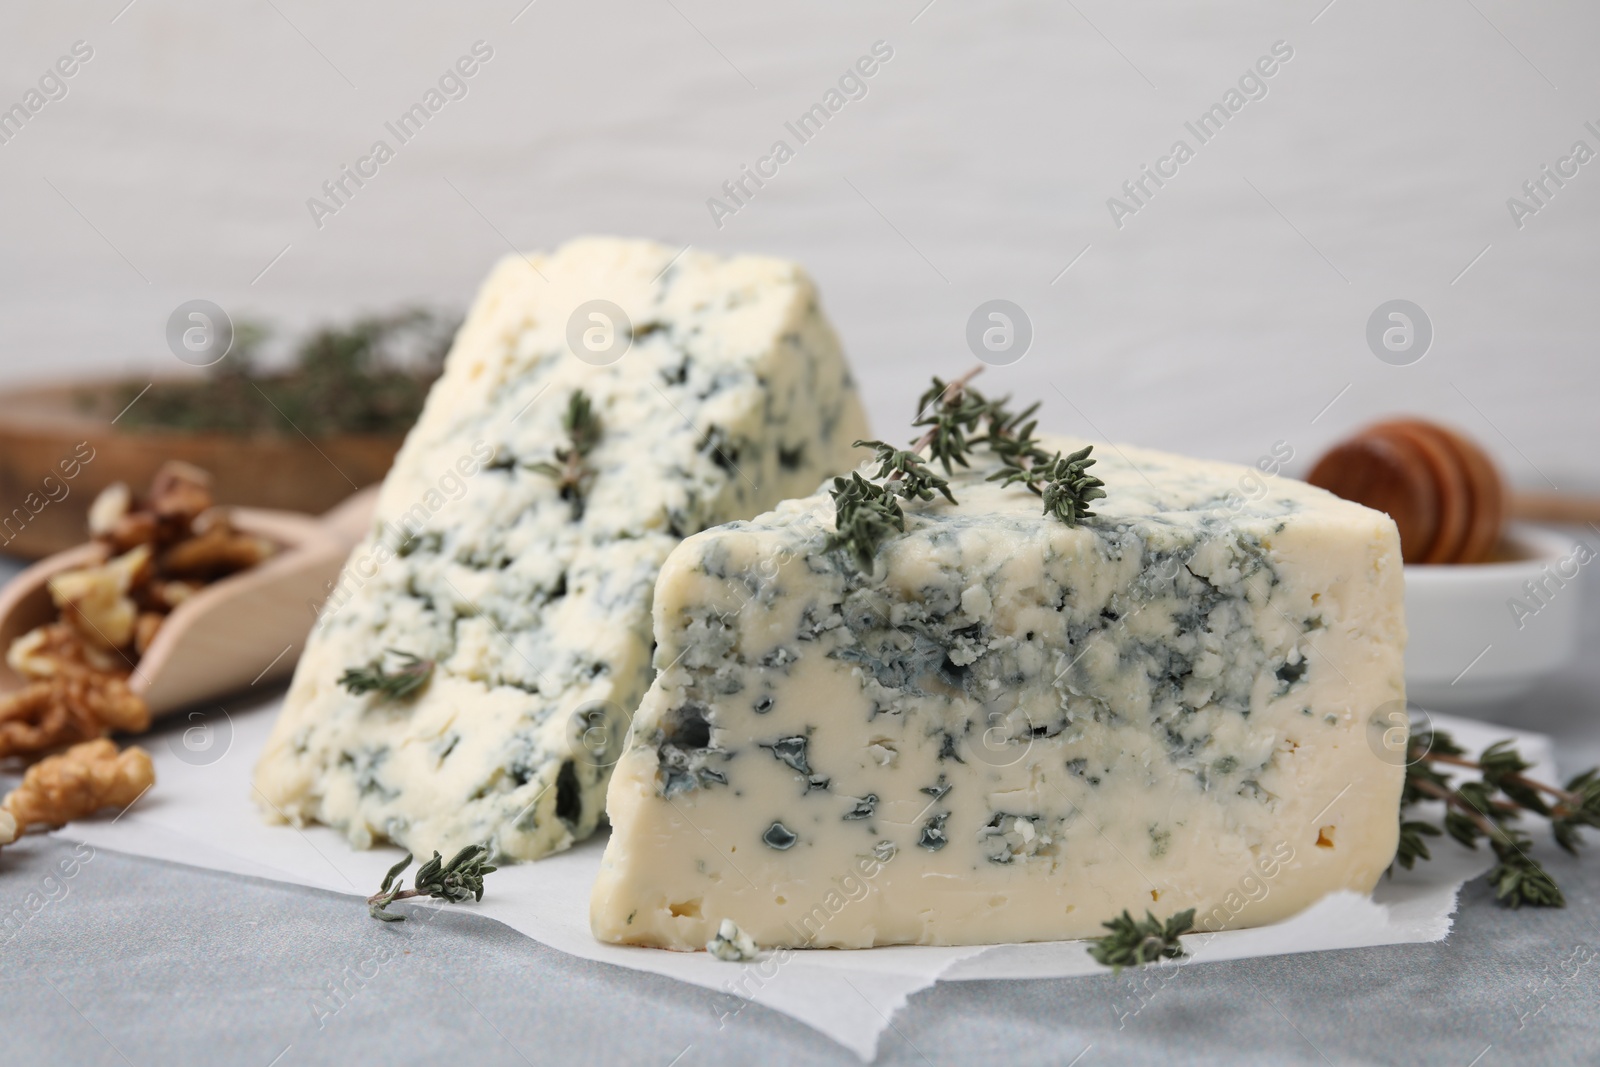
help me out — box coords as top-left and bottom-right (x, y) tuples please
(0, 0), (1595, 497)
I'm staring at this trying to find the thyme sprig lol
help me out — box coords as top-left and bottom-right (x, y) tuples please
(529, 389), (603, 518)
(1395, 728), (1600, 908)
(1087, 908), (1196, 972)
(367, 844), (497, 922)
(827, 367), (985, 572)
(339, 649), (434, 701)
(828, 366), (1109, 572)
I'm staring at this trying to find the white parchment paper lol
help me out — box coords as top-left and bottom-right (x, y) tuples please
(58, 701), (1553, 1061)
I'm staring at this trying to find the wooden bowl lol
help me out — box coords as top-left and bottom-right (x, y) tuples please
(0, 379), (403, 560)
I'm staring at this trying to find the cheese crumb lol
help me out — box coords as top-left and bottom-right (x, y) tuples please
(707, 918), (758, 961)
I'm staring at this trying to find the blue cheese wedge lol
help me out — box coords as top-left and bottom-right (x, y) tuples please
(253, 237), (868, 862)
(591, 438), (1406, 948)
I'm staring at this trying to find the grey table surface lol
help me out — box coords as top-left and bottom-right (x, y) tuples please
(3, 556), (1598, 1067)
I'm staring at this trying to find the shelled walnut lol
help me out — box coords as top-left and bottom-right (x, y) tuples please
(2, 739), (155, 829)
(0, 462), (274, 760)
(1, 622), (151, 759)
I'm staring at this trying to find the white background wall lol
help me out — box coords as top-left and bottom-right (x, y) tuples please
(1, 0), (1595, 490)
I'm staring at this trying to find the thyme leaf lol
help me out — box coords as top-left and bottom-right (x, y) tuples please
(1489, 835), (1566, 908)
(1087, 908), (1196, 972)
(854, 440), (956, 504)
(826, 472), (905, 573)
(339, 650), (434, 701)
(911, 371), (990, 474)
(529, 389), (603, 519)
(991, 445), (1105, 527)
(978, 400), (1049, 471)
(1554, 769), (1600, 854)
(1394, 819), (1442, 870)
(1038, 447), (1107, 526)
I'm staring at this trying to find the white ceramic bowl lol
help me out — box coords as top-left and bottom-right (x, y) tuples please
(1404, 524), (1589, 711)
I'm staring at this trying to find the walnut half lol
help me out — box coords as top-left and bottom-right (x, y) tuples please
(2, 739), (154, 830)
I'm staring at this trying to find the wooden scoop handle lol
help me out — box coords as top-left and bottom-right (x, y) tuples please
(131, 491), (376, 714)
(1510, 490), (1600, 526)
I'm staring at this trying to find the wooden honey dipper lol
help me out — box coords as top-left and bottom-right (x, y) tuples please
(1308, 418), (1600, 565)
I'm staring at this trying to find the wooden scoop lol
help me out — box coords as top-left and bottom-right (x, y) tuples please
(1308, 418), (1600, 564)
(0, 488), (376, 717)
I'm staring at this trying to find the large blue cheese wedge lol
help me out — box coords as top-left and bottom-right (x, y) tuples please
(591, 438), (1406, 948)
(253, 237), (869, 862)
